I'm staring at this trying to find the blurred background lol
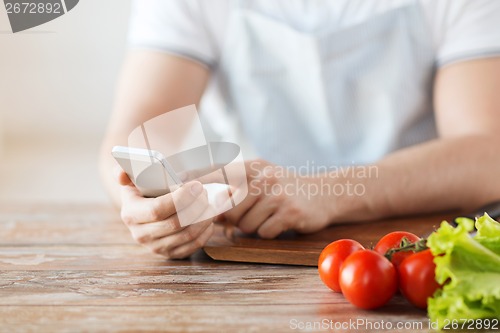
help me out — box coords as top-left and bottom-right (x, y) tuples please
(0, 0), (131, 203)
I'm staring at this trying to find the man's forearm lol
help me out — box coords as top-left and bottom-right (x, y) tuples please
(99, 137), (124, 208)
(330, 135), (500, 223)
(99, 51), (210, 208)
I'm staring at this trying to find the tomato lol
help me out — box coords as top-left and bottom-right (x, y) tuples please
(375, 231), (421, 267)
(318, 239), (364, 292)
(339, 250), (398, 309)
(398, 249), (440, 309)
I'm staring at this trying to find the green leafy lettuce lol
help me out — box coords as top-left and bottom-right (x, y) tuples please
(427, 213), (500, 328)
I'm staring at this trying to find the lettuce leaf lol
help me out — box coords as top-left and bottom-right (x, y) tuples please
(427, 214), (500, 328)
(475, 214), (500, 256)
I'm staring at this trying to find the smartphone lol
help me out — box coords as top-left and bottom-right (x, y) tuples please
(111, 146), (182, 197)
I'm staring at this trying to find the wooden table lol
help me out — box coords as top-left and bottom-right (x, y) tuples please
(0, 204), (441, 332)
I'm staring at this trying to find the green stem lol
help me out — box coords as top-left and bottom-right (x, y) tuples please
(384, 238), (428, 261)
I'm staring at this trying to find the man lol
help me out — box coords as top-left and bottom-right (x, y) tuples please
(100, 0), (500, 259)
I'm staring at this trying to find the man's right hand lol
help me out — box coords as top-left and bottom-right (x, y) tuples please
(116, 168), (215, 259)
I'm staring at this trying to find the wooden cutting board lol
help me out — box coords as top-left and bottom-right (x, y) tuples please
(203, 212), (458, 266)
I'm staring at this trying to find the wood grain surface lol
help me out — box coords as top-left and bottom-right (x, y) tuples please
(0, 204), (458, 332)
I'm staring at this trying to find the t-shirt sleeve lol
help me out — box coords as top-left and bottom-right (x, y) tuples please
(436, 0), (500, 66)
(127, 0), (217, 68)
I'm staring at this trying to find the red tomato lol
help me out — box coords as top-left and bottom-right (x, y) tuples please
(339, 250), (398, 309)
(398, 249), (440, 309)
(318, 239), (364, 292)
(375, 231), (421, 267)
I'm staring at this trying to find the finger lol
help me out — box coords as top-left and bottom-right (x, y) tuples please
(175, 187), (213, 227)
(210, 177), (249, 213)
(148, 219), (213, 257)
(131, 201), (217, 246)
(124, 183), (213, 247)
(120, 181), (204, 225)
(236, 198), (276, 234)
(114, 165), (132, 186)
(256, 214), (289, 239)
(227, 181), (249, 207)
(180, 162), (249, 198)
(120, 183), (144, 204)
(168, 222), (215, 259)
(221, 189), (259, 224)
(220, 174), (262, 222)
(196, 201), (218, 223)
(128, 219), (185, 244)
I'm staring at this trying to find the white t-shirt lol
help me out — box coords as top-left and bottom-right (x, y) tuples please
(127, 0), (500, 167)
(129, 0), (500, 67)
